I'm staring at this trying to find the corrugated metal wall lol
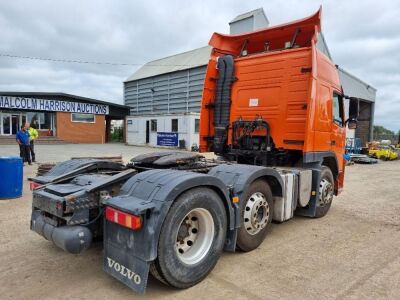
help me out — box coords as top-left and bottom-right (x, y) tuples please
(124, 66), (207, 116)
(338, 68), (376, 102)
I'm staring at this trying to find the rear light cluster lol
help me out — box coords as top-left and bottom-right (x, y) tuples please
(105, 206), (142, 230)
(55, 202), (64, 211)
(30, 182), (42, 191)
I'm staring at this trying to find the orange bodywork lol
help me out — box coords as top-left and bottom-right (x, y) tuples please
(199, 9), (346, 191)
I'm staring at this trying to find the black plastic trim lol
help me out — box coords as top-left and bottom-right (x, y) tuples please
(104, 169), (234, 262)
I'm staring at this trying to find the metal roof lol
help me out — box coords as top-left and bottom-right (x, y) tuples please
(338, 68), (376, 102)
(125, 46), (212, 82)
(229, 8), (268, 24)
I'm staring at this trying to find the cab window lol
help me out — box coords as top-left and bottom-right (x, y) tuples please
(332, 93), (344, 126)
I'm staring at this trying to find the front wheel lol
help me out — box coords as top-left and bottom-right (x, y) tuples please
(314, 166), (334, 218)
(150, 187), (227, 288)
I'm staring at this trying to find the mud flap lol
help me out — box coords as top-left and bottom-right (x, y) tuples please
(294, 168), (321, 217)
(103, 241), (149, 294)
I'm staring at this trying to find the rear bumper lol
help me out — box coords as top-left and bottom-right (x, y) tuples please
(31, 210), (93, 254)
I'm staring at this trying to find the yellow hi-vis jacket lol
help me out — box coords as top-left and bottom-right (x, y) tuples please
(28, 127), (39, 141)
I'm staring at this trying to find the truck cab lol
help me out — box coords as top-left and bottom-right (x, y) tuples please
(199, 8), (357, 195)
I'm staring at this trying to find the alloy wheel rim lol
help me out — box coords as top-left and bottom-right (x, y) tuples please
(318, 178), (334, 207)
(175, 208), (214, 265)
(243, 192), (269, 235)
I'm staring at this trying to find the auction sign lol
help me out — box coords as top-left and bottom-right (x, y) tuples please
(0, 96), (109, 115)
(157, 132), (178, 147)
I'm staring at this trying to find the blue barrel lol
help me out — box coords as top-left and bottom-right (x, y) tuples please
(0, 156), (23, 199)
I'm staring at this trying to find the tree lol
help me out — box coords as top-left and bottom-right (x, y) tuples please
(373, 125), (394, 136)
(398, 130), (400, 144)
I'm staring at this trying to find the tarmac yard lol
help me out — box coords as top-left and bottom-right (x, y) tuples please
(0, 144), (399, 299)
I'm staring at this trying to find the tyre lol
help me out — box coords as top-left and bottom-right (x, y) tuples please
(236, 180), (274, 252)
(314, 166), (334, 218)
(150, 187), (227, 288)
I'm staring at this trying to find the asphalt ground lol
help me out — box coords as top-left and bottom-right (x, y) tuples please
(0, 144), (399, 299)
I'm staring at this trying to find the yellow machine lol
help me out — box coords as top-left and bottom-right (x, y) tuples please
(369, 145), (398, 160)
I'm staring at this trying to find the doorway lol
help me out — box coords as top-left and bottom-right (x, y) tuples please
(105, 117), (124, 143)
(1, 112), (26, 135)
(11, 115), (19, 135)
(146, 120), (150, 144)
(1, 113), (11, 135)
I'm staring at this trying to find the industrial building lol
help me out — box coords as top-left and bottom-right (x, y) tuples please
(126, 112), (200, 149)
(124, 8), (376, 149)
(0, 92), (129, 144)
(338, 68), (376, 143)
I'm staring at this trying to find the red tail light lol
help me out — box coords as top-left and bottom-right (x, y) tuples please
(30, 182), (42, 191)
(55, 202), (64, 211)
(105, 206), (142, 230)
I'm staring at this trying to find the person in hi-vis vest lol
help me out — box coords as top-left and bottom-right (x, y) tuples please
(26, 122), (39, 163)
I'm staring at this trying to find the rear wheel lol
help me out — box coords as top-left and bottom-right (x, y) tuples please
(236, 180), (274, 252)
(150, 187), (227, 288)
(314, 166), (334, 218)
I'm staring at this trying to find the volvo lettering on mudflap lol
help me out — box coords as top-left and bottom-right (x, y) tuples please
(106, 257), (141, 285)
(105, 256), (144, 292)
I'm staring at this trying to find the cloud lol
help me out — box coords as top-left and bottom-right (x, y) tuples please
(0, 0), (399, 131)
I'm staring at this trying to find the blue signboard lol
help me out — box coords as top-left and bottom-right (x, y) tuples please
(157, 132), (178, 147)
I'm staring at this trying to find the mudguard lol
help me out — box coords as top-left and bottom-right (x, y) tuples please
(208, 164), (284, 249)
(32, 159), (124, 184)
(209, 163), (283, 204)
(103, 169), (234, 294)
(294, 165), (322, 217)
(45, 159), (123, 176)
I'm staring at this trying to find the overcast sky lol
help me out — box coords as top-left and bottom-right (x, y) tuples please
(0, 0), (399, 131)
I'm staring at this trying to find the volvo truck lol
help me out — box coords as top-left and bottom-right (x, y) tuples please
(30, 8), (359, 294)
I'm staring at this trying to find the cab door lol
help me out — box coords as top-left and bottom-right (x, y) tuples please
(331, 92), (346, 172)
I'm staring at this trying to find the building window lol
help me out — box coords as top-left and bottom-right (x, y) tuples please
(332, 93), (344, 126)
(151, 119), (157, 132)
(194, 118), (200, 133)
(27, 112), (53, 129)
(171, 119), (178, 132)
(27, 112), (39, 129)
(39, 112), (52, 128)
(71, 113), (95, 123)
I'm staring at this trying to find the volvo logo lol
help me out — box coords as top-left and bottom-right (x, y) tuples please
(106, 257), (141, 285)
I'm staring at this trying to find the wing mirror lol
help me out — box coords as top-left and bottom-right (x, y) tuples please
(345, 96), (360, 119)
(347, 118), (357, 130)
(343, 95), (359, 129)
